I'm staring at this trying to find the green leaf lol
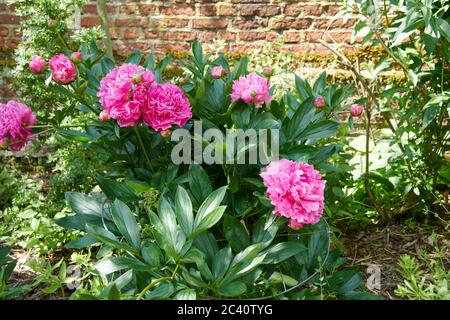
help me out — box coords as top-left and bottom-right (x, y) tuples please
(192, 206), (226, 238)
(86, 225), (138, 255)
(249, 113), (280, 130)
(286, 98), (315, 140)
(125, 51), (142, 64)
(175, 186), (194, 236)
(212, 246), (233, 280)
(65, 192), (104, 216)
(422, 104), (440, 130)
(111, 199), (140, 249)
(218, 281), (247, 297)
(295, 75), (312, 101)
(96, 175), (138, 203)
(263, 242), (307, 264)
(298, 120), (339, 141)
(141, 243), (161, 267)
(158, 197), (178, 247)
(175, 289), (196, 300)
(223, 215), (250, 252)
(194, 186), (228, 229)
(231, 102), (251, 128)
(95, 256), (149, 275)
(108, 285), (120, 300)
(65, 236), (98, 249)
(188, 164), (213, 207)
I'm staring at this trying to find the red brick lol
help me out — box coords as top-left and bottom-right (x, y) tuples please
(153, 43), (191, 53)
(315, 18), (355, 29)
(0, 26), (8, 36)
(303, 5), (322, 16)
(7, 38), (19, 49)
(123, 29), (140, 40)
(120, 4), (138, 14)
(110, 28), (120, 40)
(284, 4), (301, 16)
(283, 31), (305, 43)
(160, 4), (195, 15)
(162, 31), (196, 41)
(145, 31), (159, 39)
(272, 18), (312, 30)
(192, 18), (228, 29)
(240, 5), (280, 17)
(83, 4), (114, 14)
(217, 5), (237, 16)
(115, 18), (148, 27)
(239, 31), (267, 41)
(231, 18), (268, 29)
(200, 5), (217, 16)
(0, 15), (19, 24)
(153, 18), (189, 28)
(139, 4), (157, 15)
(80, 17), (100, 27)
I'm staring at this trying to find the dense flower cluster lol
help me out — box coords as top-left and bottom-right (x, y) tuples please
(29, 55), (46, 74)
(260, 159), (325, 229)
(0, 100), (36, 151)
(143, 83), (192, 132)
(98, 64), (192, 130)
(230, 73), (272, 108)
(49, 54), (77, 85)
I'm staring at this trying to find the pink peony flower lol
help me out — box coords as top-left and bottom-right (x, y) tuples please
(0, 100), (36, 151)
(262, 65), (274, 77)
(97, 64), (155, 127)
(260, 159), (325, 229)
(314, 96), (326, 108)
(70, 51), (83, 64)
(211, 66), (227, 79)
(143, 83), (192, 132)
(49, 54), (77, 85)
(29, 55), (47, 74)
(230, 73), (272, 108)
(350, 104), (363, 117)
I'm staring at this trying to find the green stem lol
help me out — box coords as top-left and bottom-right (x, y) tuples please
(134, 126), (155, 174)
(136, 276), (172, 300)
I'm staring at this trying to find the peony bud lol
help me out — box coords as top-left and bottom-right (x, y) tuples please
(47, 19), (57, 27)
(70, 51), (83, 64)
(29, 55), (47, 74)
(350, 104), (363, 117)
(131, 73), (142, 84)
(99, 109), (110, 122)
(211, 66), (227, 79)
(49, 54), (77, 85)
(314, 96), (326, 108)
(160, 129), (172, 138)
(289, 219), (303, 230)
(262, 65), (274, 78)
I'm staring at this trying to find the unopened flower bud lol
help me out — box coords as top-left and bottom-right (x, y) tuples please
(314, 96), (326, 108)
(350, 104), (364, 117)
(211, 66), (227, 79)
(70, 51), (83, 64)
(99, 109), (110, 122)
(262, 65), (274, 78)
(160, 129), (172, 138)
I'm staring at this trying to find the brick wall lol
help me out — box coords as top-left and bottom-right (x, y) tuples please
(1, 0), (353, 54)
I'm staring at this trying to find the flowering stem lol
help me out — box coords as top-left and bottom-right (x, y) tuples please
(134, 126), (155, 174)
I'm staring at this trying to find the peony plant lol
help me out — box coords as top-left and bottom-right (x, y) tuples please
(1, 41), (375, 300)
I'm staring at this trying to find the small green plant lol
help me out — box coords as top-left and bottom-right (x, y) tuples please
(0, 246), (30, 299)
(395, 253), (450, 300)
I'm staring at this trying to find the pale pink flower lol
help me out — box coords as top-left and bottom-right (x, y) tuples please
(70, 51), (83, 64)
(260, 159), (325, 229)
(350, 104), (363, 117)
(49, 54), (77, 85)
(211, 66), (227, 79)
(29, 55), (47, 74)
(230, 73), (272, 108)
(314, 96), (326, 108)
(0, 100), (36, 151)
(97, 64), (155, 127)
(143, 83), (192, 132)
